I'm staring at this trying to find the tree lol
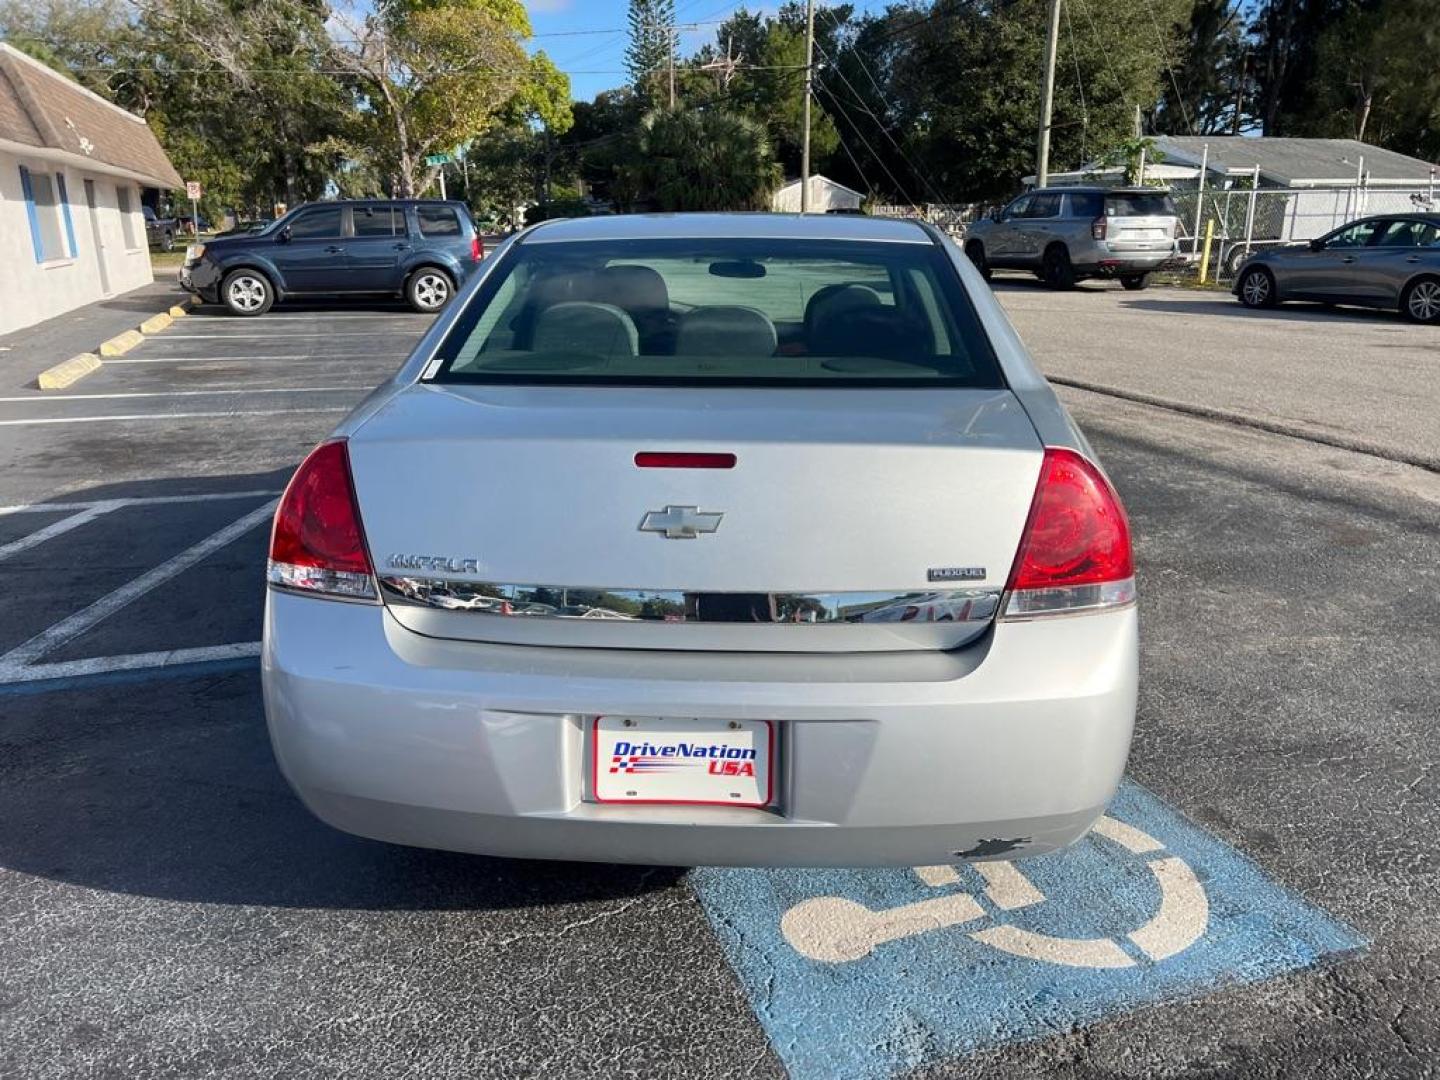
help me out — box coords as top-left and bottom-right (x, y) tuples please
(1156, 0), (1252, 135)
(625, 0), (676, 105)
(617, 108), (782, 211)
(326, 0), (564, 197)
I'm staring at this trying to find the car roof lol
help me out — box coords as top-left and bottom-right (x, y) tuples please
(520, 212), (934, 245)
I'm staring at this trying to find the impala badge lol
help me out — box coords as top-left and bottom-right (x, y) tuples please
(639, 505), (724, 540)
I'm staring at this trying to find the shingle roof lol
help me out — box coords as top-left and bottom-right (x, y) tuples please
(1157, 136), (1437, 186)
(0, 43), (183, 189)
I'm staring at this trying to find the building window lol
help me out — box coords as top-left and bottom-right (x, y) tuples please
(18, 166), (74, 263)
(116, 184), (140, 249)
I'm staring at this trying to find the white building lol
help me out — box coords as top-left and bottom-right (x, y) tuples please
(772, 174), (864, 214)
(0, 43), (183, 335)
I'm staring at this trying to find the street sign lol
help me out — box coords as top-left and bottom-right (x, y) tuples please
(185, 180), (202, 199)
(424, 153), (453, 166)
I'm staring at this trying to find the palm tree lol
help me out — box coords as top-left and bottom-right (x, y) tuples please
(620, 107), (782, 211)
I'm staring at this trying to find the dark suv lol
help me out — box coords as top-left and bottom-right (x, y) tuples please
(180, 199), (483, 316)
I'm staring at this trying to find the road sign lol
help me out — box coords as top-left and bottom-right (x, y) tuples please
(424, 153), (453, 166)
(185, 180), (202, 200)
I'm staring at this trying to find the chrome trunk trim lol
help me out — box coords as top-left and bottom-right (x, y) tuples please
(378, 577), (1002, 626)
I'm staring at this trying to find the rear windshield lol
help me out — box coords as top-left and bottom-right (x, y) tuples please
(1106, 193), (1176, 217)
(429, 237), (1003, 388)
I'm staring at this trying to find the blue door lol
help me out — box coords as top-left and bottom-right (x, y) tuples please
(272, 205), (346, 292)
(346, 204), (409, 291)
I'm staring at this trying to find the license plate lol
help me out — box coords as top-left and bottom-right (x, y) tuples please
(591, 716), (774, 807)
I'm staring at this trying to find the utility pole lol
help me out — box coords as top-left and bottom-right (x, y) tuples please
(667, 19), (676, 108)
(800, 0), (816, 212)
(1035, 0), (1061, 189)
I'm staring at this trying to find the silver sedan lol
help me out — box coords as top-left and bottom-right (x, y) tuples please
(1234, 213), (1440, 323)
(261, 213), (1138, 867)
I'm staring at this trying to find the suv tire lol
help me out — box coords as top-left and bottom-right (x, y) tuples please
(221, 269), (274, 317)
(407, 267), (454, 313)
(159, 229), (175, 253)
(1400, 276), (1440, 324)
(1042, 245), (1076, 290)
(1119, 273), (1150, 291)
(964, 241), (992, 282)
(1237, 266), (1278, 309)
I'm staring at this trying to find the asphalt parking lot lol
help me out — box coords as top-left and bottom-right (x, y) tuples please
(2, 283), (1437, 1078)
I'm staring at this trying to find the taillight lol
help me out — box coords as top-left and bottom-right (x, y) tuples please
(267, 439), (377, 601)
(470, 235), (483, 262)
(1091, 216), (1107, 240)
(1002, 447), (1135, 619)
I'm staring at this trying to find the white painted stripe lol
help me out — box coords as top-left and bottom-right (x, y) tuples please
(0, 490), (278, 516)
(0, 501), (277, 670)
(780, 892), (986, 963)
(0, 505), (109, 561)
(0, 408), (348, 427)
(104, 361), (345, 371)
(1092, 816), (1167, 854)
(160, 332), (414, 340)
(0, 387), (357, 403)
(0, 642), (261, 685)
(1127, 856), (1210, 961)
(914, 865), (960, 887)
(968, 925), (1135, 969)
(972, 861), (1046, 910)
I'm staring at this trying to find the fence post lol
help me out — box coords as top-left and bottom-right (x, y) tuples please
(1243, 164), (1260, 258)
(1192, 143), (1209, 259)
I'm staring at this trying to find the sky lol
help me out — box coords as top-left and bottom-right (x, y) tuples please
(523, 0), (889, 102)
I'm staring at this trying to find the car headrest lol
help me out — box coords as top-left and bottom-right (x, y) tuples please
(812, 306), (930, 359)
(675, 306), (778, 356)
(531, 302), (639, 358)
(595, 265), (669, 313)
(804, 284), (883, 333)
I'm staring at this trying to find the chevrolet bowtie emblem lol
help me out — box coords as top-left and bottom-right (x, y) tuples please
(639, 505), (724, 539)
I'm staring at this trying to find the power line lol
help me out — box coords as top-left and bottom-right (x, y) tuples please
(812, 34), (947, 206)
(1063, 0), (1090, 162)
(1072, 0), (1132, 108)
(1141, 0), (1195, 134)
(812, 78), (919, 211)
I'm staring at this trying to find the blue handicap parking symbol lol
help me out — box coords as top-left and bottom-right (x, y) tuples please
(689, 780), (1363, 1080)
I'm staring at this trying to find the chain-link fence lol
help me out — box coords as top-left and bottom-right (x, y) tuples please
(870, 203), (982, 238)
(1173, 184), (1439, 282)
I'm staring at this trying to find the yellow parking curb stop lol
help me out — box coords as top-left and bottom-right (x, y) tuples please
(168, 305), (189, 318)
(98, 329), (145, 357)
(37, 353), (102, 390)
(139, 313), (173, 335)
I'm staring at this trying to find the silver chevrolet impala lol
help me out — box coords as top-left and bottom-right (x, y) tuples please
(262, 213), (1138, 867)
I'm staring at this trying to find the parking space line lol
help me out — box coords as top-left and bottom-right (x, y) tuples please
(0, 642), (261, 686)
(0, 388), (357, 403)
(104, 356), (341, 364)
(0, 408), (349, 427)
(0, 501), (277, 674)
(0, 505), (110, 561)
(160, 332), (410, 340)
(0, 490), (279, 516)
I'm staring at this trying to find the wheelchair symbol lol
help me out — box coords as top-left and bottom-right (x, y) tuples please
(781, 816), (1209, 969)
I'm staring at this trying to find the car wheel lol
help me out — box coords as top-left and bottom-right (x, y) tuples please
(1223, 245), (1251, 276)
(1237, 266), (1278, 309)
(160, 229), (175, 253)
(964, 241), (992, 282)
(407, 268), (454, 313)
(222, 269), (274, 317)
(1042, 245), (1076, 289)
(1401, 277), (1440, 324)
(1120, 273), (1150, 291)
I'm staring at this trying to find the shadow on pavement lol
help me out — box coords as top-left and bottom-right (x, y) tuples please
(1115, 297), (1405, 325)
(186, 297), (429, 319)
(0, 472), (685, 910)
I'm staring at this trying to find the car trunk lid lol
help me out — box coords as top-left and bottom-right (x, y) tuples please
(347, 383), (1044, 652)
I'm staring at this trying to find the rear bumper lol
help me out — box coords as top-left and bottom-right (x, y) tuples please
(1080, 250), (1181, 276)
(262, 590), (1138, 866)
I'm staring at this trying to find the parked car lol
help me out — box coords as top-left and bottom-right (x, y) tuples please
(179, 199), (484, 315)
(142, 205), (179, 251)
(261, 212), (1138, 866)
(1233, 213), (1440, 324)
(964, 186), (1181, 290)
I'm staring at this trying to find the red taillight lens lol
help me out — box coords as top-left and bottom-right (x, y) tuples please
(1092, 216), (1107, 240)
(635, 452), (737, 469)
(1003, 447), (1134, 618)
(268, 439), (376, 600)
(470, 236), (483, 262)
